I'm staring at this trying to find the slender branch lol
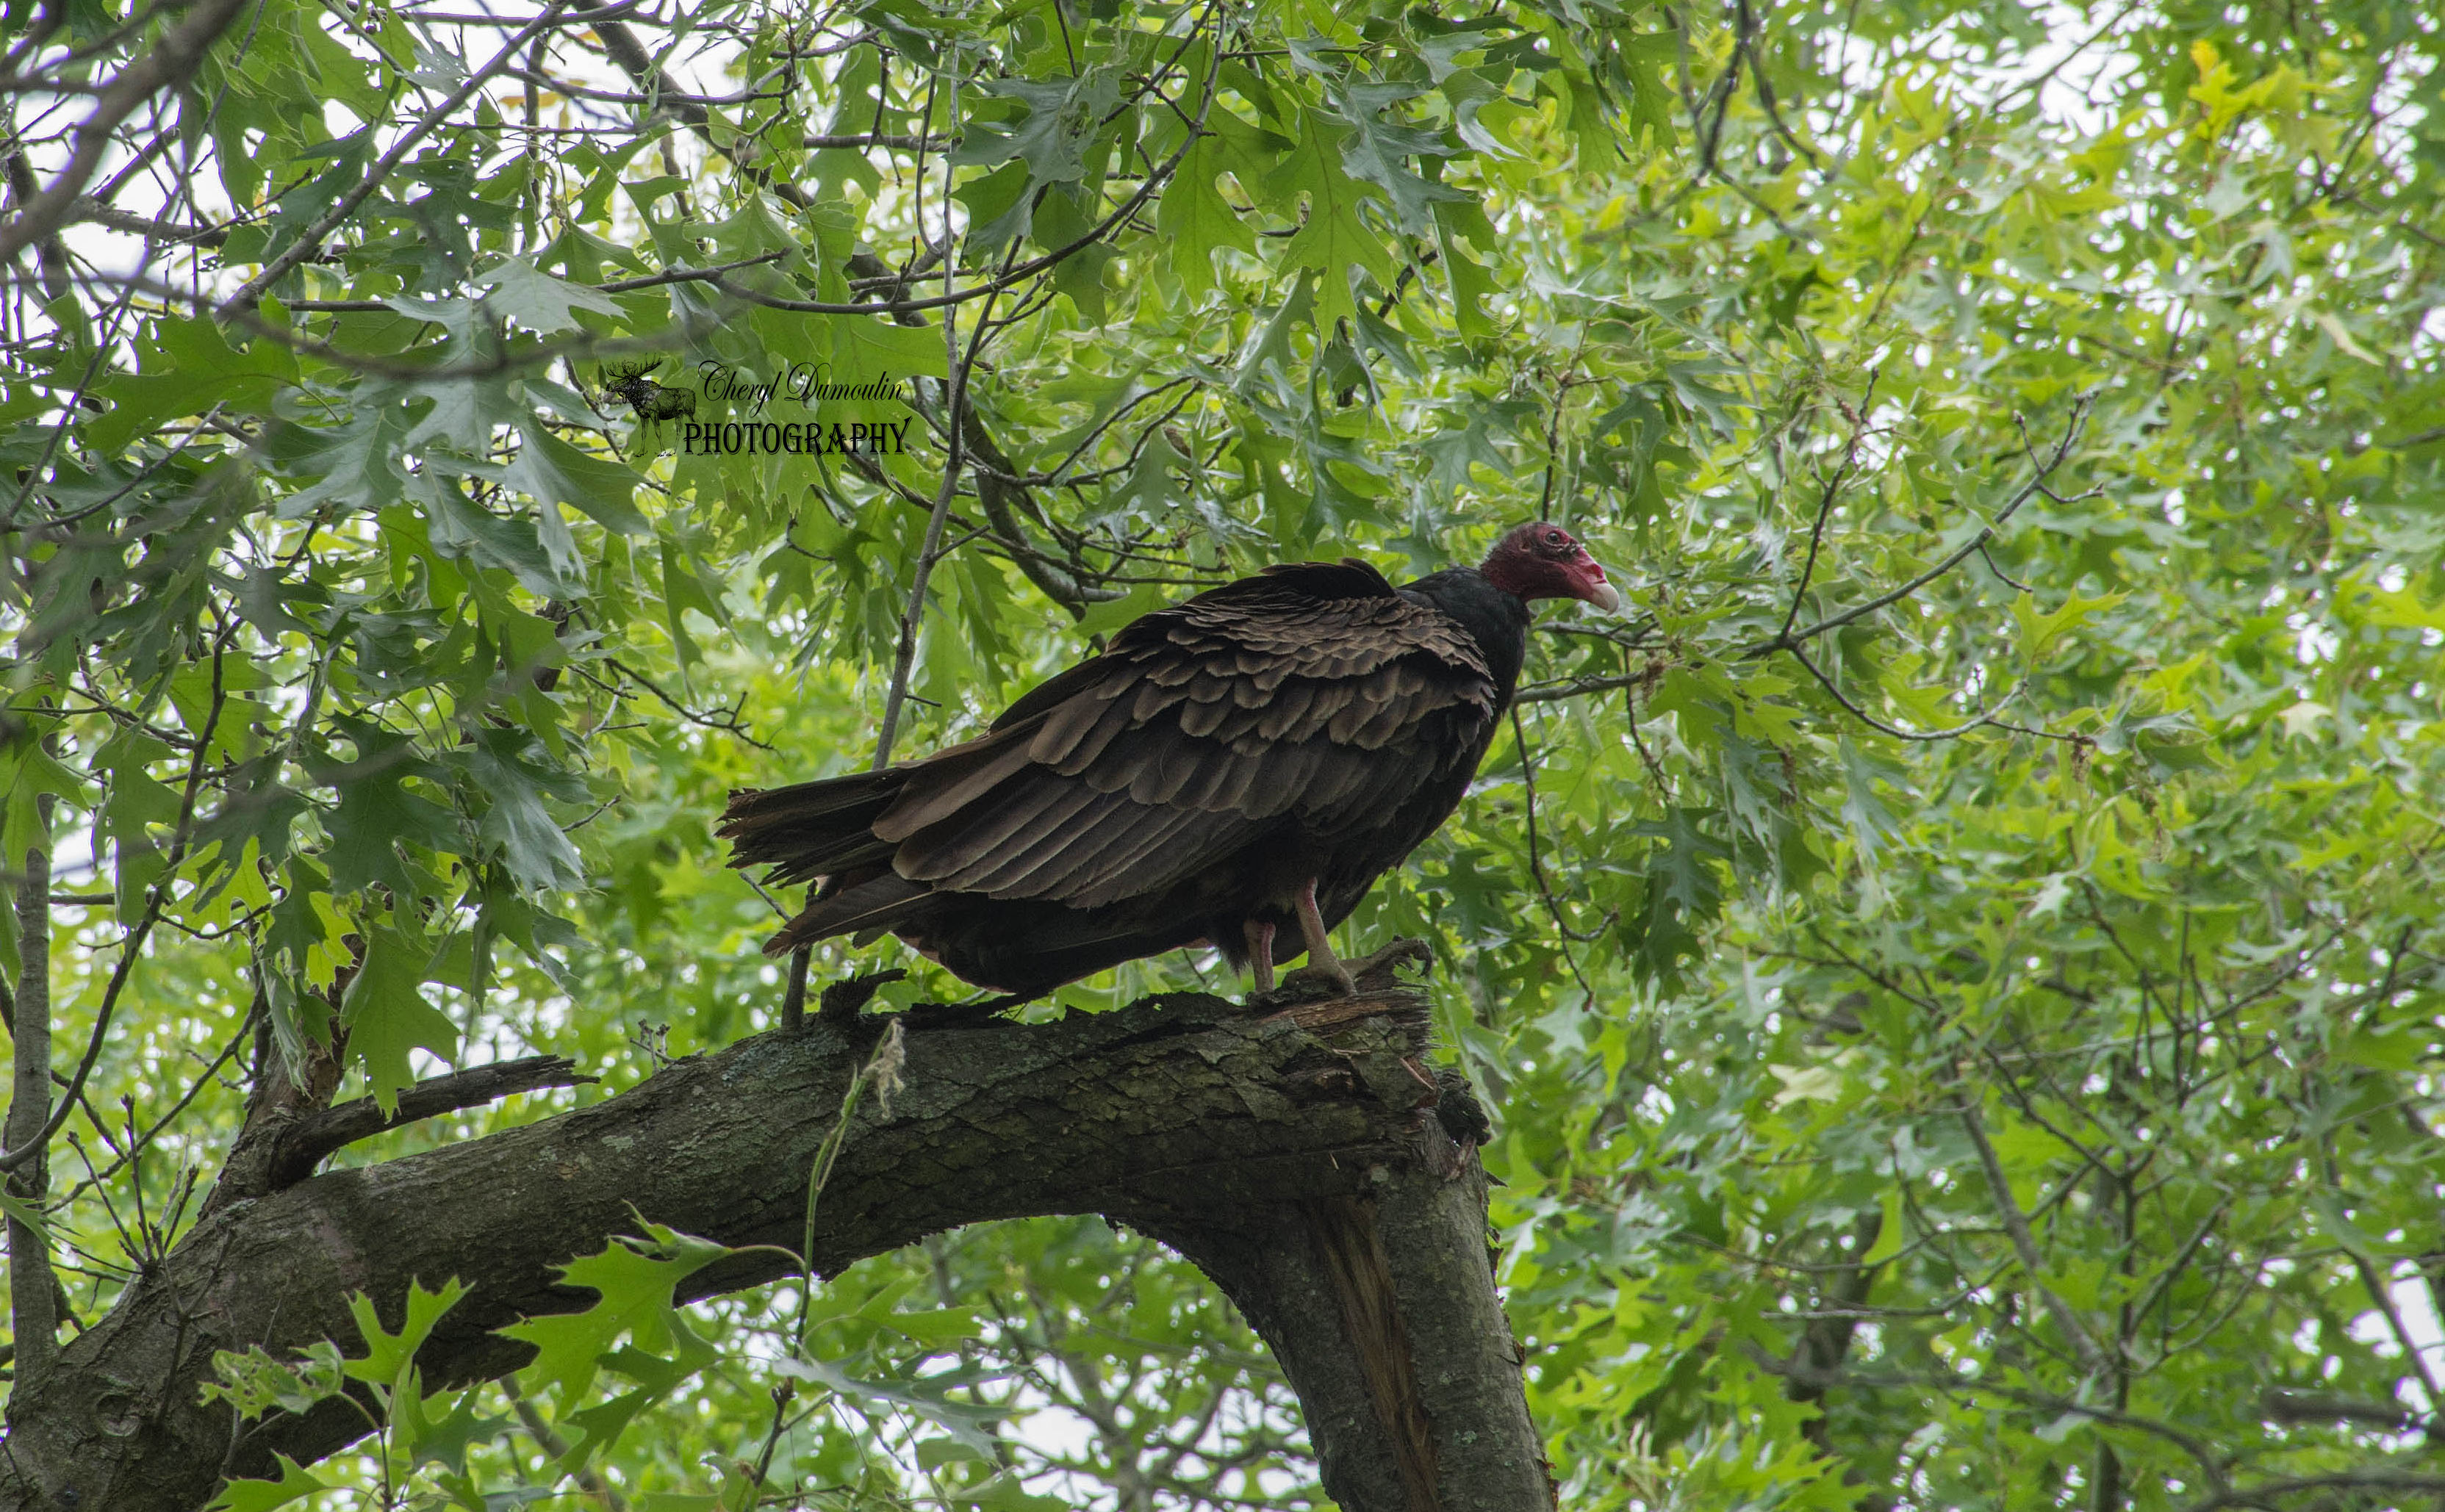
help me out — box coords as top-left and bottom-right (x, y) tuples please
(500, 1374), (630, 1511)
(1514, 672), (1655, 705)
(0, 0), (254, 264)
(61, 195), (229, 246)
(1776, 375), (1878, 644)
(2180, 1471), (2445, 1512)
(1751, 1346), (2229, 1485)
(279, 251), (789, 312)
(57, 994), (262, 1205)
(1787, 641), (2017, 742)
(6, 266), (722, 383)
(803, 131), (950, 150)
(1958, 1101), (2111, 1378)
(1508, 706), (1603, 995)
(873, 51), (972, 774)
(565, 0), (1159, 620)
(700, 7), (1226, 322)
(1742, 395), (2095, 660)
(2336, 1196), (2444, 1407)
(2259, 1390), (2430, 1433)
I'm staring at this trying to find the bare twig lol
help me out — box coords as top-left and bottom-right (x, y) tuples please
(1787, 642), (2021, 742)
(1743, 396), (2096, 660)
(1513, 672), (1661, 705)
(874, 49), (974, 773)
(279, 251), (789, 312)
(57, 995), (262, 1205)
(1776, 374), (1880, 644)
(1509, 706), (1602, 1001)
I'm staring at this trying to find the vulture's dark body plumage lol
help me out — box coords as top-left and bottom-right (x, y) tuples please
(719, 525), (1615, 996)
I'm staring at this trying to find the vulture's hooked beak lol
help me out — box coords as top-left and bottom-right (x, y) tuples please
(1573, 558), (1623, 614)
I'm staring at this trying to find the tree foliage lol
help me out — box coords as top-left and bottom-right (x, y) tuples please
(1, 0), (2442, 1505)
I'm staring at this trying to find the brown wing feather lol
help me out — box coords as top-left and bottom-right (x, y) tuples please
(1240, 741), (1324, 819)
(769, 871), (928, 952)
(1254, 681), (1318, 741)
(1015, 803), (1210, 899)
(949, 793), (1157, 896)
(897, 777), (1105, 883)
(1035, 681), (1139, 772)
(932, 573), (1497, 908)
(871, 726), (1041, 842)
(1066, 808), (1255, 907)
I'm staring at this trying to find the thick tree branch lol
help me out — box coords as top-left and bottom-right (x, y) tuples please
(3, 829), (57, 1391)
(0, 987), (1549, 1512)
(202, 1055), (594, 1215)
(287, 1056), (592, 1167)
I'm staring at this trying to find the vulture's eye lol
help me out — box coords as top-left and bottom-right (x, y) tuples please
(1543, 528), (1567, 549)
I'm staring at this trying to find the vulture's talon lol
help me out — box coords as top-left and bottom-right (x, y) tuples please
(1283, 960), (1360, 996)
(1282, 937), (1427, 997)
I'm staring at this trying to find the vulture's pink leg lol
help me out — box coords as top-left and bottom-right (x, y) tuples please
(1292, 879), (1355, 993)
(1243, 918), (1277, 993)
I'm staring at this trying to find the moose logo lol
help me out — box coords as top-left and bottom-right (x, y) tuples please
(597, 359), (697, 424)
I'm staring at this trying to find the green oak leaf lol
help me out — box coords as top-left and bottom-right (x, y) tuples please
(499, 1223), (731, 1405)
(340, 919), (462, 1117)
(474, 256), (626, 334)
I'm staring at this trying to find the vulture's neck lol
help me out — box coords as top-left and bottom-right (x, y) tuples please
(1401, 568), (1534, 708)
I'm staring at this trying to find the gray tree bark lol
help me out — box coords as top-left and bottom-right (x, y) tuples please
(3, 835), (57, 1394)
(0, 984), (1551, 1512)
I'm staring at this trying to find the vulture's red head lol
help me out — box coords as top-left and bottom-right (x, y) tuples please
(1481, 522), (1621, 612)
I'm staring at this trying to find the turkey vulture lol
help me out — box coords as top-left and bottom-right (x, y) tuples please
(719, 522), (1618, 997)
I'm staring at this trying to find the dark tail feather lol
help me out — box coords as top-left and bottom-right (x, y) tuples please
(717, 770), (906, 886)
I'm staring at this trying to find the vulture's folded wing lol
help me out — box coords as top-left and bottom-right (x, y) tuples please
(867, 558), (1498, 909)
